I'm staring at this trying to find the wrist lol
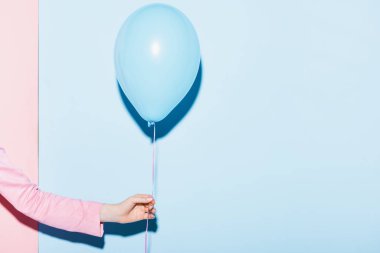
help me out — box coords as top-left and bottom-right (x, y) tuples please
(100, 203), (119, 223)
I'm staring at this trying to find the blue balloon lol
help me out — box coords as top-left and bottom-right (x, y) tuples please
(115, 4), (201, 123)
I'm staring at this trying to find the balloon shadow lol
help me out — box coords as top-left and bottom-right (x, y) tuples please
(39, 218), (158, 249)
(118, 61), (203, 140)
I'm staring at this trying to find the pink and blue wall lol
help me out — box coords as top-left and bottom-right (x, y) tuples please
(1, 1), (380, 252)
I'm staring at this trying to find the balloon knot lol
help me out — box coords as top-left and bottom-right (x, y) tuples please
(148, 121), (155, 128)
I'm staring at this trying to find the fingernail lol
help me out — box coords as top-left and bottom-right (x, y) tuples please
(147, 198), (153, 201)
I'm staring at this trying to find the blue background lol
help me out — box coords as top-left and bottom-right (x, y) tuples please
(39, 1), (380, 252)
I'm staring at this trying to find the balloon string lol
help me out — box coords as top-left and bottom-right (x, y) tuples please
(145, 122), (156, 253)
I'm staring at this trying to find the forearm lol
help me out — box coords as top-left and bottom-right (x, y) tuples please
(0, 149), (104, 237)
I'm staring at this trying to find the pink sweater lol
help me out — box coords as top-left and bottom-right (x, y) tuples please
(0, 147), (104, 237)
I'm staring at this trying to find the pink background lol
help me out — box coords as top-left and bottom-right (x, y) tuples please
(0, 0), (38, 252)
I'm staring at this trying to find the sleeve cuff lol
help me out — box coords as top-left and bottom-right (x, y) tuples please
(88, 201), (104, 237)
(79, 201), (104, 237)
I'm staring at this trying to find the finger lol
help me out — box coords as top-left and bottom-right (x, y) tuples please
(143, 213), (155, 220)
(144, 199), (155, 206)
(144, 206), (155, 213)
(132, 196), (154, 204)
(133, 194), (153, 199)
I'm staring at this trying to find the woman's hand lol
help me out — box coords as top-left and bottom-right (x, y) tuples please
(100, 194), (156, 223)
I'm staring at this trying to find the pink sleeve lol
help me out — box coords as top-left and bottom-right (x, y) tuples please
(0, 147), (104, 237)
